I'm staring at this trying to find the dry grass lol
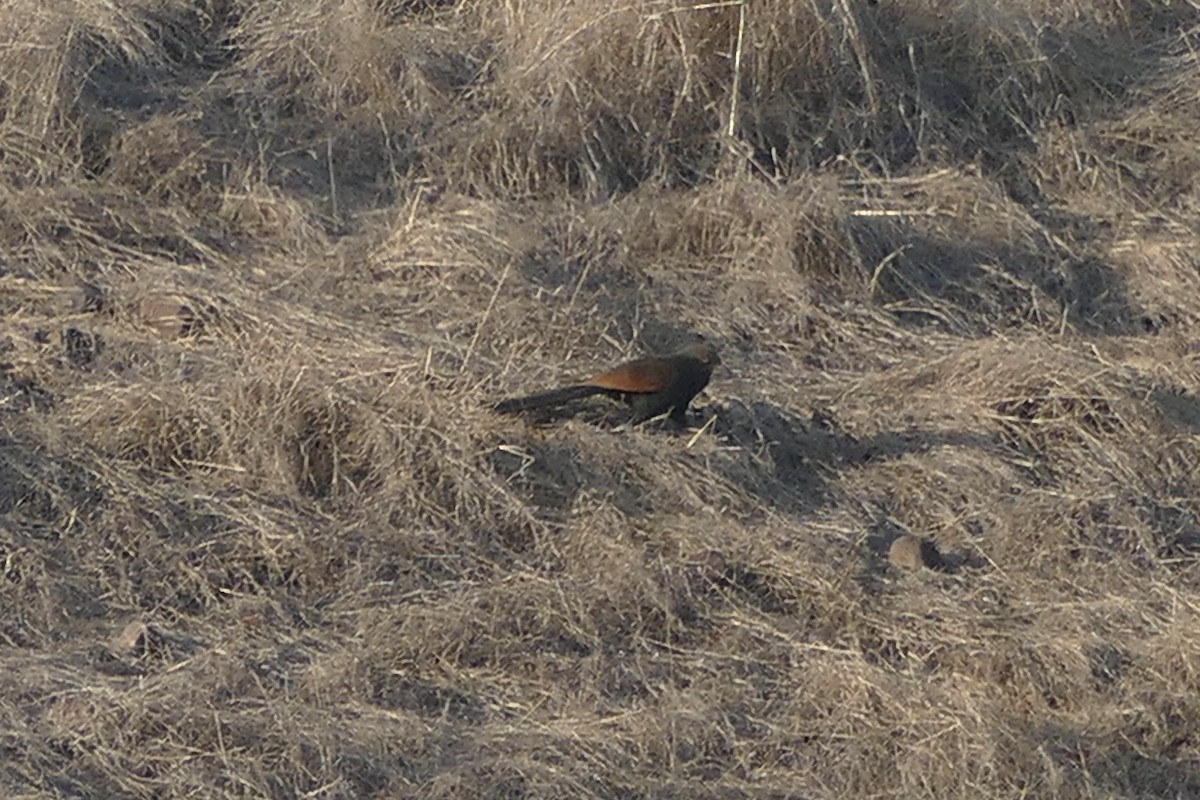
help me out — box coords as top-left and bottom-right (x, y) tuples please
(5, 0), (1200, 797)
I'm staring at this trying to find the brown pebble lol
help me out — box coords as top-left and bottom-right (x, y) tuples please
(112, 619), (149, 654)
(136, 292), (198, 339)
(888, 534), (943, 571)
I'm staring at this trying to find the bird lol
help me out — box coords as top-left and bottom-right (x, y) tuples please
(492, 341), (720, 425)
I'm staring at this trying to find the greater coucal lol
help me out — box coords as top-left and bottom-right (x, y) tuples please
(492, 341), (720, 424)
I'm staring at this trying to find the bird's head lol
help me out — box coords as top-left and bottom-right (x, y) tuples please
(680, 340), (721, 368)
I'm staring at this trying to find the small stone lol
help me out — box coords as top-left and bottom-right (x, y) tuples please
(137, 292), (199, 339)
(113, 619), (149, 654)
(888, 534), (944, 571)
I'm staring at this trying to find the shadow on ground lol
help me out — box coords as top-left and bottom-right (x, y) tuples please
(1150, 387), (1200, 433)
(711, 399), (998, 518)
(486, 439), (649, 523)
(1038, 723), (1200, 798)
(852, 219), (1141, 337)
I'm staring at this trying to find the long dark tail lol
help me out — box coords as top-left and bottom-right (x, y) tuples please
(492, 384), (603, 414)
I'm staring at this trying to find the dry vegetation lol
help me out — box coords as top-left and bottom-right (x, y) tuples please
(6, 0), (1200, 797)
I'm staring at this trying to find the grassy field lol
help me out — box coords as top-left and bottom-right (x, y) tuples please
(5, 0), (1200, 797)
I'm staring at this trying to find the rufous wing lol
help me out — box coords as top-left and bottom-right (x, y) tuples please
(584, 357), (679, 394)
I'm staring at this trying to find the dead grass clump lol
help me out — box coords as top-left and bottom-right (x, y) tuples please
(821, 332), (1200, 571)
(7, 648), (426, 796)
(455, 0), (843, 193)
(216, 177), (330, 248)
(618, 175), (850, 276)
(1039, 23), (1200, 216)
(53, 345), (390, 498)
(1132, 488), (1200, 564)
(460, 2), (729, 193)
(993, 382), (1125, 452)
(843, 336), (1142, 455)
(288, 396), (394, 500)
(101, 113), (227, 216)
(0, 182), (219, 277)
(999, 381), (1155, 491)
(844, 167), (1136, 335)
(601, 174), (856, 349)
(0, 0), (231, 214)
(1108, 229), (1200, 333)
(455, 0), (1146, 194)
(858, 1), (1152, 170)
(231, 0), (476, 119)
(223, 0), (483, 210)
(1063, 495), (1162, 566)
(70, 476), (371, 615)
(0, 435), (104, 530)
(75, 385), (226, 475)
(0, 0), (176, 135)
(366, 193), (535, 327)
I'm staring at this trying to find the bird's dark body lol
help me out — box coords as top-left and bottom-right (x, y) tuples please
(492, 342), (720, 424)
